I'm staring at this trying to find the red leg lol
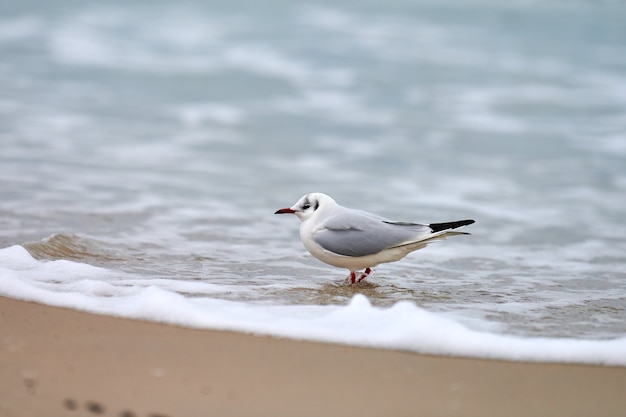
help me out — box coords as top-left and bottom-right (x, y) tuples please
(349, 271), (357, 284)
(357, 267), (373, 282)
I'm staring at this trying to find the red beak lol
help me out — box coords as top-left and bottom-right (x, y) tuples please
(275, 208), (296, 214)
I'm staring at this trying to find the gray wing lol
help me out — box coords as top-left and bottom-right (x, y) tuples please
(313, 212), (433, 257)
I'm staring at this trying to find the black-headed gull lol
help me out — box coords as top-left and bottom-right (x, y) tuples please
(275, 192), (475, 284)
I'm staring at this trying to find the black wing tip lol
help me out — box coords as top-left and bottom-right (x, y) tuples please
(429, 219), (475, 233)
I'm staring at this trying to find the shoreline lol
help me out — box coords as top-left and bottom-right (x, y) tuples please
(1, 296), (625, 417)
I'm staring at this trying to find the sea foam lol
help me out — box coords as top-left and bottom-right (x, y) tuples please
(1, 245), (625, 366)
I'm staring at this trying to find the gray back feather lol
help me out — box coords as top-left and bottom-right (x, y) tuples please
(313, 212), (432, 257)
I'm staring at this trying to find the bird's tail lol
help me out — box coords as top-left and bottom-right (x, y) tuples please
(393, 219), (475, 251)
(429, 219), (475, 233)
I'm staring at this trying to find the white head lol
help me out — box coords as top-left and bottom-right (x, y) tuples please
(274, 192), (337, 222)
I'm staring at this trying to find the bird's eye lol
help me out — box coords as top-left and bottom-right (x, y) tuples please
(302, 204), (311, 210)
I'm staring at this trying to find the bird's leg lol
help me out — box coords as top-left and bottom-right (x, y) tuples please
(357, 267), (373, 282)
(349, 271), (357, 284)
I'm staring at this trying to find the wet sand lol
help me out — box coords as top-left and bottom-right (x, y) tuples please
(1, 296), (625, 417)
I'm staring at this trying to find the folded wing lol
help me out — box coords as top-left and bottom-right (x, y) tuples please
(313, 213), (434, 257)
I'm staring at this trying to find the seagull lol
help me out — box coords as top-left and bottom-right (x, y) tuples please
(275, 192), (475, 284)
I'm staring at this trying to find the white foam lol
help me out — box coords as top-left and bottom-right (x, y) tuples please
(1, 245), (624, 366)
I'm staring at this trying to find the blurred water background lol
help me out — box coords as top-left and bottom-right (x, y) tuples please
(1, 0), (625, 346)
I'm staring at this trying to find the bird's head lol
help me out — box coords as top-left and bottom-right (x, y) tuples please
(274, 192), (336, 222)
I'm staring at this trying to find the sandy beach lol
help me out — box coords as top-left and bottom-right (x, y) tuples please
(1, 296), (625, 417)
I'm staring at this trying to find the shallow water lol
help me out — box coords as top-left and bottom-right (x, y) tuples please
(1, 0), (626, 362)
